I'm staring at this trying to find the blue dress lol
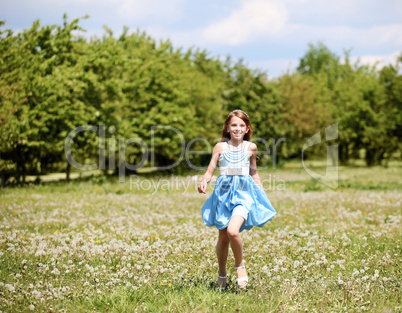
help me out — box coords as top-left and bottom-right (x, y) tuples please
(201, 140), (277, 232)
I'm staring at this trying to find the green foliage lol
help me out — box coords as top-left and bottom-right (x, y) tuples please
(297, 41), (340, 77)
(0, 18), (401, 185)
(297, 42), (402, 166)
(270, 73), (333, 159)
(0, 16), (95, 183)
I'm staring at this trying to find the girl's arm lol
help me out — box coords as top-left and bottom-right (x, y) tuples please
(198, 143), (222, 194)
(249, 142), (264, 189)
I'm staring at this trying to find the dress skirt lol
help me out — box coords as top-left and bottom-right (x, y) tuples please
(201, 175), (276, 232)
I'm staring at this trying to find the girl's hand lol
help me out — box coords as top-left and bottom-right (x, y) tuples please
(198, 179), (207, 194)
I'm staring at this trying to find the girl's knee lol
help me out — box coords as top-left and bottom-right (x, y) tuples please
(218, 229), (230, 243)
(218, 236), (230, 246)
(227, 226), (239, 239)
(227, 215), (244, 238)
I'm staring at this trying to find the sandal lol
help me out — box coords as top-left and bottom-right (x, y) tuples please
(235, 263), (248, 289)
(216, 274), (227, 291)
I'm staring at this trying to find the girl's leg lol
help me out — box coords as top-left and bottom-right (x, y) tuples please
(227, 216), (245, 266)
(216, 228), (230, 287)
(227, 215), (247, 287)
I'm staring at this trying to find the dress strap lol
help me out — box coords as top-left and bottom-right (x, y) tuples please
(222, 141), (228, 153)
(242, 140), (250, 151)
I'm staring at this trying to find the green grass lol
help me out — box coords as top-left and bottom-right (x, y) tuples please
(0, 165), (401, 312)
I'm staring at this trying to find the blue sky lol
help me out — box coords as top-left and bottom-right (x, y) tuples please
(2, 0), (401, 77)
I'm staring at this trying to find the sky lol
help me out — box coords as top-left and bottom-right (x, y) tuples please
(2, 0), (401, 77)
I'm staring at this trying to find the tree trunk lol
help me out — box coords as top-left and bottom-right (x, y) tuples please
(66, 162), (71, 181)
(103, 165), (108, 176)
(365, 148), (384, 167)
(22, 163), (26, 184)
(339, 143), (349, 165)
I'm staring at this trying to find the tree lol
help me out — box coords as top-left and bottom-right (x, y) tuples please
(378, 56), (402, 165)
(0, 16), (95, 184)
(297, 41), (340, 78)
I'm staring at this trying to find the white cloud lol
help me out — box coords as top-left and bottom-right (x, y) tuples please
(199, 0), (402, 51)
(262, 23), (402, 51)
(202, 0), (288, 45)
(348, 51), (401, 70)
(319, 24), (402, 47)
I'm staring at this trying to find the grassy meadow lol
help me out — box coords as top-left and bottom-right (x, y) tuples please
(0, 164), (401, 312)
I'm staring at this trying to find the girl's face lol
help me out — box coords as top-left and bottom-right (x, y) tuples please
(226, 116), (249, 140)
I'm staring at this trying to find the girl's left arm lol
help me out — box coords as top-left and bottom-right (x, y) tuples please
(249, 142), (263, 189)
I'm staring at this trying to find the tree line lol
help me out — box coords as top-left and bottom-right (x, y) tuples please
(0, 16), (401, 186)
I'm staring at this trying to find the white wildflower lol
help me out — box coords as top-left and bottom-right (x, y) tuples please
(51, 268), (60, 275)
(5, 284), (15, 292)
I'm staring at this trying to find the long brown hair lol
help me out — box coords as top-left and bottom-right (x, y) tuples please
(220, 110), (253, 142)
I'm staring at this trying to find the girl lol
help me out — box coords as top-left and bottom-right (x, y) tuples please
(198, 109), (276, 290)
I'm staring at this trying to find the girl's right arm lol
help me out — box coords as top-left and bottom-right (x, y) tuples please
(198, 143), (222, 194)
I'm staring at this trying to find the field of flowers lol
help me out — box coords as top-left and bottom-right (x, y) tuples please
(0, 166), (401, 312)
